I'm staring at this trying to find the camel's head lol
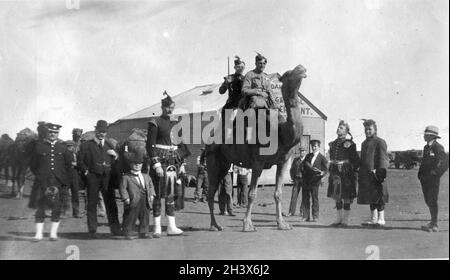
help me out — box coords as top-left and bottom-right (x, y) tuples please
(279, 64), (307, 104)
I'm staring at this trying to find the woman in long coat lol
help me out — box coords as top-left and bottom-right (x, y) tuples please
(357, 119), (389, 227)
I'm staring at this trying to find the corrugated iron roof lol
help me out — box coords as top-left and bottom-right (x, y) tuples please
(120, 83), (226, 120)
(118, 73), (327, 121)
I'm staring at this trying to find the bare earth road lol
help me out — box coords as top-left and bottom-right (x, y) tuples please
(0, 169), (448, 260)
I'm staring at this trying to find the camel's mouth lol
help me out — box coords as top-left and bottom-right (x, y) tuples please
(294, 65), (307, 79)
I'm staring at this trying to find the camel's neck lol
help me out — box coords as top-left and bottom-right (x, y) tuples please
(284, 99), (302, 132)
(282, 79), (303, 132)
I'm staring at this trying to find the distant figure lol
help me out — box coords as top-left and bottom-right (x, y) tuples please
(65, 140), (82, 218)
(286, 146), (307, 217)
(358, 119), (389, 227)
(194, 148), (208, 203)
(218, 165), (235, 216)
(418, 126), (449, 232)
(301, 140), (328, 222)
(235, 165), (251, 208)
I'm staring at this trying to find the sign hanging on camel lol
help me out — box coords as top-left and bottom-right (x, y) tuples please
(268, 74), (320, 119)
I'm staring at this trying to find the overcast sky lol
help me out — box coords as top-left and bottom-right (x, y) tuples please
(0, 0), (448, 150)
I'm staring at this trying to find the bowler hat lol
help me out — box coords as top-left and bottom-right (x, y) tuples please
(95, 120), (108, 132)
(424, 125), (441, 139)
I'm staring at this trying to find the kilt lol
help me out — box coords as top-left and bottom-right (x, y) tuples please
(327, 162), (357, 201)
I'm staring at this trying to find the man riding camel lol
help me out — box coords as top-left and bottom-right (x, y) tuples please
(219, 55), (246, 143)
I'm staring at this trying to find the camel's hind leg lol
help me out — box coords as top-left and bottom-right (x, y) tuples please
(275, 162), (292, 230)
(206, 149), (230, 231)
(243, 165), (263, 232)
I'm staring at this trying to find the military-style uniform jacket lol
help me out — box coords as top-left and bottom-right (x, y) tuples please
(28, 140), (73, 209)
(146, 115), (190, 167)
(30, 140), (72, 186)
(357, 135), (389, 204)
(327, 138), (359, 200)
(240, 70), (275, 110)
(219, 73), (245, 109)
(418, 140), (449, 180)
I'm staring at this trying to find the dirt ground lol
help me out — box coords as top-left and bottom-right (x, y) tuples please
(0, 169), (448, 260)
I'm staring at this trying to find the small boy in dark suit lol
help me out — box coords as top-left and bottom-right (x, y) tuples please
(119, 152), (155, 239)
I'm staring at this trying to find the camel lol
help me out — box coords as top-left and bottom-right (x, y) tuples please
(0, 134), (14, 187)
(206, 64), (307, 231)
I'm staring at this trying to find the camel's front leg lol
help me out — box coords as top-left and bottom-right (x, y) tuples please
(275, 162), (292, 230)
(243, 167), (263, 232)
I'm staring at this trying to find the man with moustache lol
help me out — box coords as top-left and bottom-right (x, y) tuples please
(29, 123), (72, 241)
(78, 120), (121, 238)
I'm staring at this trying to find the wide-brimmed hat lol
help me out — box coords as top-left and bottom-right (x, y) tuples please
(424, 125), (441, 139)
(95, 120), (108, 132)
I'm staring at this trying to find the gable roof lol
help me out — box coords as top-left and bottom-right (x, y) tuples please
(117, 74), (327, 121)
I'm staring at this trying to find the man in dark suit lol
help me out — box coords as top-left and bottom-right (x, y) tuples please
(300, 140), (328, 222)
(119, 152), (155, 239)
(285, 147), (307, 217)
(78, 120), (121, 238)
(418, 126), (449, 232)
(28, 123), (72, 241)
